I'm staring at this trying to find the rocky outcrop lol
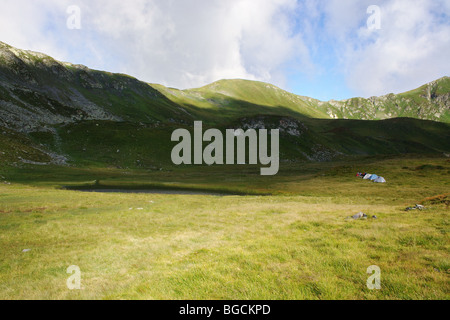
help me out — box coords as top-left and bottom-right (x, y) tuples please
(324, 77), (449, 121)
(0, 42), (123, 132)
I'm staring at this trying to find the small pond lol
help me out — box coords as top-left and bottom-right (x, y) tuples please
(69, 188), (232, 196)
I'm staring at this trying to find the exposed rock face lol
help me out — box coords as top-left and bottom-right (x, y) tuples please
(237, 116), (343, 162)
(239, 117), (308, 137)
(1, 41), (449, 132)
(0, 42), (122, 132)
(0, 42), (448, 168)
(324, 77), (449, 122)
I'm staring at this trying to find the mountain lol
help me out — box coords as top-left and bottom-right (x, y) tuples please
(0, 41), (449, 168)
(177, 77), (450, 123)
(324, 78), (450, 122)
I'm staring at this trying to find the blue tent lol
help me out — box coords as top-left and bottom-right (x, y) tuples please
(369, 174), (379, 181)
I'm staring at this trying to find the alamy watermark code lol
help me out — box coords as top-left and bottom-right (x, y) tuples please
(367, 265), (381, 290)
(367, 5), (381, 30)
(66, 5), (82, 30)
(67, 265), (82, 290)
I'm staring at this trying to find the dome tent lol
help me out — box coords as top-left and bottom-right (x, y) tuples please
(374, 176), (386, 183)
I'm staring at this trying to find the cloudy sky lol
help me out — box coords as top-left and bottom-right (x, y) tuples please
(0, 0), (449, 100)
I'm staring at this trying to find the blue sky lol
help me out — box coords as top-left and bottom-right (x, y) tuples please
(0, 0), (449, 101)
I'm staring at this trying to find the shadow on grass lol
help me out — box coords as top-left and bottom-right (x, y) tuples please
(63, 181), (272, 196)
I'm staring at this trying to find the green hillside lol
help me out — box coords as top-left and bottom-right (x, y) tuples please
(0, 42), (449, 301)
(321, 77), (450, 122)
(153, 77), (450, 123)
(0, 41), (449, 169)
(189, 79), (330, 118)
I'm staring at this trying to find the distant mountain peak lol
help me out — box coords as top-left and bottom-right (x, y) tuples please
(0, 42), (449, 167)
(0, 41), (449, 129)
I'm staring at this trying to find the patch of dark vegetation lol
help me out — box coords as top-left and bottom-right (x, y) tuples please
(63, 182), (270, 196)
(420, 193), (450, 209)
(415, 164), (446, 171)
(327, 127), (354, 135)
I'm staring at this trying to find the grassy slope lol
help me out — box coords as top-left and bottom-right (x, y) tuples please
(149, 81), (317, 125)
(188, 79), (330, 118)
(1, 43), (449, 170)
(169, 77), (450, 123)
(399, 76), (450, 100)
(0, 42), (449, 300)
(0, 127), (53, 164)
(322, 77), (450, 122)
(2, 41), (449, 127)
(25, 118), (447, 170)
(0, 156), (448, 299)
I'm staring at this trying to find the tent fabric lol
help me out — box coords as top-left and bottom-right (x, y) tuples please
(358, 172), (386, 183)
(374, 177), (386, 183)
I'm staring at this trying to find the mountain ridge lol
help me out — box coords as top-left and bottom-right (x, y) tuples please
(0, 41), (449, 168)
(1, 41), (449, 132)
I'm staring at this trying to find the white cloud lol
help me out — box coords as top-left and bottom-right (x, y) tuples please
(0, 0), (68, 59)
(89, 0), (312, 89)
(321, 0), (450, 97)
(0, 0), (312, 91)
(0, 0), (448, 98)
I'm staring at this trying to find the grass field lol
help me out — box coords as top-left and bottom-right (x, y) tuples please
(0, 155), (448, 300)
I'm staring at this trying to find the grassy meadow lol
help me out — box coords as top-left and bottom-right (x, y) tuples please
(0, 155), (448, 300)
(1, 41), (449, 301)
